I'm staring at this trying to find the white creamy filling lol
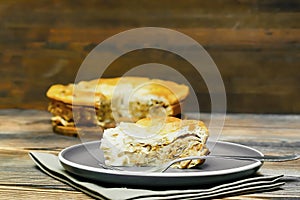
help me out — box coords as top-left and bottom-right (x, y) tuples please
(51, 116), (74, 126)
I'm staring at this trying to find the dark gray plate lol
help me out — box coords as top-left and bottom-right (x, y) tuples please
(59, 141), (263, 187)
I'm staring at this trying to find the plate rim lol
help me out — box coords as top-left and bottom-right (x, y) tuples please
(58, 140), (263, 177)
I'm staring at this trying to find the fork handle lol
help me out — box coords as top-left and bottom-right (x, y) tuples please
(207, 154), (300, 162)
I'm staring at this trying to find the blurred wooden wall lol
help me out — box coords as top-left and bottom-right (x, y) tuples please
(0, 0), (299, 113)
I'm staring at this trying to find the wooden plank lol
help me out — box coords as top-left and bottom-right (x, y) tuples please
(0, 110), (299, 152)
(2, 28), (299, 54)
(0, 188), (92, 200)
(0, 148), (299, 199)
(0, 109), (299, 199)
(43, 28), (300, 47)
(0, 1), (300, 113)
(226, 94), (300, 113)
(0, 0), (299, 30)
(0, 43), (299, 113)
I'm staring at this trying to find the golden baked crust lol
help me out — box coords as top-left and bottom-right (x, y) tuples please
(46, 83), (107, 107)
(46, 77), (189, 106)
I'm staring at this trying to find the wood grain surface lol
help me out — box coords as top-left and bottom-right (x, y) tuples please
(0, 0), (299, 113)
(0, 109), (299, 199)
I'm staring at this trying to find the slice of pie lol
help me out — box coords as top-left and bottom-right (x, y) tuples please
(46, 77), (189, 135)
(100, 117), (209, 169)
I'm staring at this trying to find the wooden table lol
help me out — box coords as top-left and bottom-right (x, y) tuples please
(0, 109), (299, 199)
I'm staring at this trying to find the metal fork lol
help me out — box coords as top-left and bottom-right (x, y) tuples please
(99, 153), (300, 173)
(150, 154), (300, 173)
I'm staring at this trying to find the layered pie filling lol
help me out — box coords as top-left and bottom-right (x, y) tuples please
(48, 98), (180, 128)
(100, 117), (209, 168)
